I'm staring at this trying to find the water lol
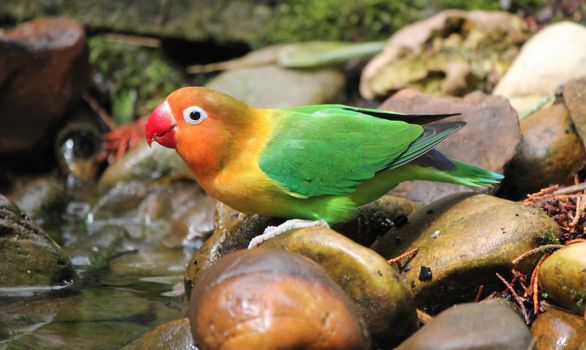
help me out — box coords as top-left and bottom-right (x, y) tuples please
(1, 179), (214, 349)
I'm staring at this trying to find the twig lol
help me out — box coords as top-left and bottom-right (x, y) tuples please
(416, 308), (433, 324)
(83, 93), (117, 130)
(530, 254), (549, 315)
(387, 248), (419, 265)
(474, 285), (484, 302)
(496, 272), (529, 324)
(554, 182), (586, 195)
(518, 95), (551, 120)
(524, 185), (559, 203)
(101, 33), (161, 48)
(565, 238), (586, 245)
(512, 244), (563, 265)
(570, 194), (586, 227)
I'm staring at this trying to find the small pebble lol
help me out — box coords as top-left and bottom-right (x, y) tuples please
(419, 266), (433, 281)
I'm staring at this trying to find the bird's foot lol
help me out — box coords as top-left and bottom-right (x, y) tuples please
(99, 117), (147, 163)
(248, 219), (329, 249)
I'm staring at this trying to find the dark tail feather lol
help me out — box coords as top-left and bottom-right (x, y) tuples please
(342, 106), (461, 125)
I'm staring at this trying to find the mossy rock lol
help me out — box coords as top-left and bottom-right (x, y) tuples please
(0, 195), (77, 293)
(538, 243), (586, 315)
(373, 193), (562, 312)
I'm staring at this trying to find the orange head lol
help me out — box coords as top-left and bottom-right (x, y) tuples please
(145, 87), (254, 174)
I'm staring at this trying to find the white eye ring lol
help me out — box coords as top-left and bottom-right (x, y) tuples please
(182, 106), (208, 125)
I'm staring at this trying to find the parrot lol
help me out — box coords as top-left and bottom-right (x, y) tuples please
(145, 87), (503, 247)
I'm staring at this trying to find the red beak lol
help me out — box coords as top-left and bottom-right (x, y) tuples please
(145, 101), (177, 148)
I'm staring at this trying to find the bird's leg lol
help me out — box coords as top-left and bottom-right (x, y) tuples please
(248, 219), (329, 249)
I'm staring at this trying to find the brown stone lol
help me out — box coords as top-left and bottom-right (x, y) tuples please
(137, 318), (195, 350)
(380, 90), (521, 204)
(564, 77), (586, 149)
(396, 300), (532, 350)
(0, 194), (77, 293)
(263, 227), (418, 346)
(532, 309), (586, 350)
(190, 248), (370, 350)
(502, 103), (586, 197)
(538, 242), (586, 315)
(373, 193), (562, 312)
(0, 17), (89, 160)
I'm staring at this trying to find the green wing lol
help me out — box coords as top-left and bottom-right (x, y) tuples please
(258, 106), (424, 198)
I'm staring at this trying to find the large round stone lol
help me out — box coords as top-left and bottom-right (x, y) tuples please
(373, 193), (562, 311)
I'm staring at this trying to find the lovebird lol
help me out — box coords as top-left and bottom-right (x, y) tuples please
(146, 87), (503, 246)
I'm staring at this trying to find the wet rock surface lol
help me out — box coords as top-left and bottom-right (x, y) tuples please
(396, 300), (532, 350)
(531, 309), (586, 350)
(64, 224), (134, 269)
(110, 249), (190, 277)
(12, 321), (148, 350)
(10, 175), (66, 227)
(361, 10), (528, 99)
(1, 288), (183, 348)
(502, 103), (586, 197)
(0, 17), (89, 161)
(538, 242), (586, 315)
(333, 194), (419, 246)
(190, 248), (370, 350)
(494, 21), (586, 113)
(380, 90), (521, 204)
(0, 195), (77, 293)
(373, 193), (561, 311)
(185, 197), (419, 297)
(97, 141), (192, 191)
(162, 195), (215, 249)
(263, 227), (418, 346)
(136, 318), (195, 350)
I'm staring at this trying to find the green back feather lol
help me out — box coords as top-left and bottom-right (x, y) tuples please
(258, 106), (423, 198)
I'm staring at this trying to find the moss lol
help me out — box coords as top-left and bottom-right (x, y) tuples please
(536, 230), (561, 245)
(255, 0), (546, 46)
(254, 0), (425, 46)
(88, 36), (185, 124)
(426, 0), (547, 11)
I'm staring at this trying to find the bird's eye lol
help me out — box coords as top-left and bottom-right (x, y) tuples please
(182, 106), (208, 125)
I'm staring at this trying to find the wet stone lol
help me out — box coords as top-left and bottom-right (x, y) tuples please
(186, 196), (418, 290)
(263, 227), (418, 346)
(396, 300), (532, 350)
(97, 140), (192, 191)
(10, 175), (66, 227)
(538, 242), (586, 315)
(373, 193), (562, 311)
(502, 103), (586, 198)
(10, 321), (147, 350)
(162, 195), (215, 249)
(531, 309), (586, 350)
(54, 288), (154, 323)
(564, 77), (586, 150)
(332, 194), (419, 246)
(0, 17), (89, 161)
(190, 248), (370, 350)
(110, 250), (190, 277)
(63, 224), (134, 269)
(0, 194), (77, 294)
(136, 318), (196, 350)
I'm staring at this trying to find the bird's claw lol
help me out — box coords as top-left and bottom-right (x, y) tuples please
(248, 219), (329, 249)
